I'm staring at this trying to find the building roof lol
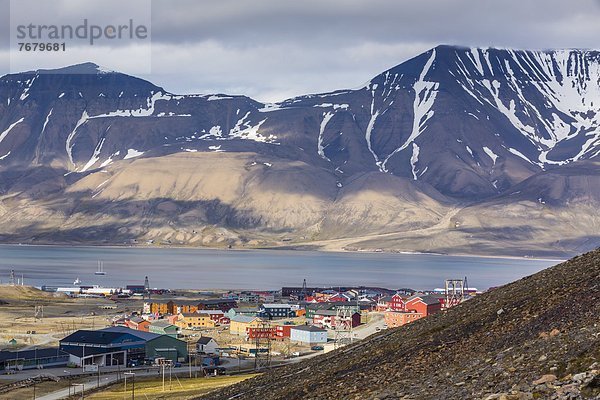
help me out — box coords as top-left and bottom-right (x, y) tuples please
(231, 307), (259, 313)
(180, 312), (205, 318)
(261, 303), (291, 309)
(378, 296), (393, 303)
(314, 309), (359, 317)
(60, 330), (140, 345)
(314, 310), (338, 316)
(101, 326), (161, 341)
(0, 348), (68, 362)
(231, 316), (260, 323)
(196, 336), (216, 345)
(306, 303), (334, 310)
(408, 294), (441, 306)
(150, 320), (178, 329)
(291, 325), (327, 333)
(201, 310), (225, 315)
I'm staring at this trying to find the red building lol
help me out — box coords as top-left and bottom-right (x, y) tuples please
(327, 295), (348, 302)
(376, 294), (406, 311)
(202, 310), (231, 325)
(389, 294), (407, 311)
(405, 295), (442, 316)
(246, 327), (277, 339)
(275, 325), (293, 339)
(313, 310), (361, 329)
(125, 317), (150, 332)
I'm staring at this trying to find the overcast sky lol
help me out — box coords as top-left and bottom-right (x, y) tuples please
(2, 0), (600, 102)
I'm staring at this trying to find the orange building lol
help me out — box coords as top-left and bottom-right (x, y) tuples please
(125, 317), (150, 332)
(384, 311), (424, 328)
(148, 301), (174, 315)
(176, 313), (216, 329)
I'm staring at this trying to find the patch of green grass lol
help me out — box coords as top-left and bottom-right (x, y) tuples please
(86, 375), (256, 400)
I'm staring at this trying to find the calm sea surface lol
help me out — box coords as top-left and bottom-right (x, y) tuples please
(0, 245), (557, 290)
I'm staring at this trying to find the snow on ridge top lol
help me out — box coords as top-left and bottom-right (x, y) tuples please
(96, 65), (116, 74)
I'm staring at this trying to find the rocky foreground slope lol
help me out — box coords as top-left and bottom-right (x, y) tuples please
(203, 249), (600, 400)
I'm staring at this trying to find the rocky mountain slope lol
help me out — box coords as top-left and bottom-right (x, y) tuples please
(202, 249), (600, 400)
(0, 46), (599, 255)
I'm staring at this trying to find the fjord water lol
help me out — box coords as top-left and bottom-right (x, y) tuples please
(0, 245), (556, 290)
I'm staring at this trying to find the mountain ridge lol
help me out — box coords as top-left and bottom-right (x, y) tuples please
(0, 45), (599, 256)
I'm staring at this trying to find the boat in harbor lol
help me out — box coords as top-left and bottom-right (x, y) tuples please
(94, 261), (107, 276)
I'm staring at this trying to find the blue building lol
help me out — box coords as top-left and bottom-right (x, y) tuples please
(60, 326), (187, 367)
(0, 348), (69, 371)
(258, 304), (295, 319)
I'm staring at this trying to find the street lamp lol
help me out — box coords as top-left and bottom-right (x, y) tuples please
(124, 372), (135, 400)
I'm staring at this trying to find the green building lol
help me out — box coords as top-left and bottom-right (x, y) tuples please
(149, 321), (179, 337)
(145, 335), (188, 363)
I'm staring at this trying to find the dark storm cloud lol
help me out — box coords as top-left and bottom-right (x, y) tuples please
(1, 0), (600, 101)
(148, 0), (600, 48)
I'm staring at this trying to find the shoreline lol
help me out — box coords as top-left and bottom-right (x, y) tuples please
(0, 241), (567, 262)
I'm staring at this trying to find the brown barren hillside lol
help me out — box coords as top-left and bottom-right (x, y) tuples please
(203, 249), (600, 400)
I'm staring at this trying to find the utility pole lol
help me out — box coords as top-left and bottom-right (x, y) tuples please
(188, 340), (193, 378)
(124, 372), (135, 399)
(254, 321), (272, 371)
(334, 306), (354, 349)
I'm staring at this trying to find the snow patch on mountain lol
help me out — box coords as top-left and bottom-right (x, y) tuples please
(483, 146), (499, 165)
(124, 149), (144, 159)
(66, 111), (89, 166)
(0, 117), (25, 146)
(318, 112), (334, 161)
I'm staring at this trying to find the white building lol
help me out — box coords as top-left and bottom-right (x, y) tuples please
(290, 325), (327, 345)
(196, 336), (219, 354)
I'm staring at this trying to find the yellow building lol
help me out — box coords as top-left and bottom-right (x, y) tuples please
(229, 316), (263, 336)
(176, 313), (215, 329)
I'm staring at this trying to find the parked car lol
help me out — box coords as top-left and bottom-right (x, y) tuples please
(311, 346), (324, 351)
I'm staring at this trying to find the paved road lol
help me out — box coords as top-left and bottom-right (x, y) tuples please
(352, 312), (387, 340)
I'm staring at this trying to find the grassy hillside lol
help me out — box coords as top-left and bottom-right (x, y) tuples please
(202, 249), (600, 399)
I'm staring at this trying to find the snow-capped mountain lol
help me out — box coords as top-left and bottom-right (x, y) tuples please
(0, 47), (599, 256)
